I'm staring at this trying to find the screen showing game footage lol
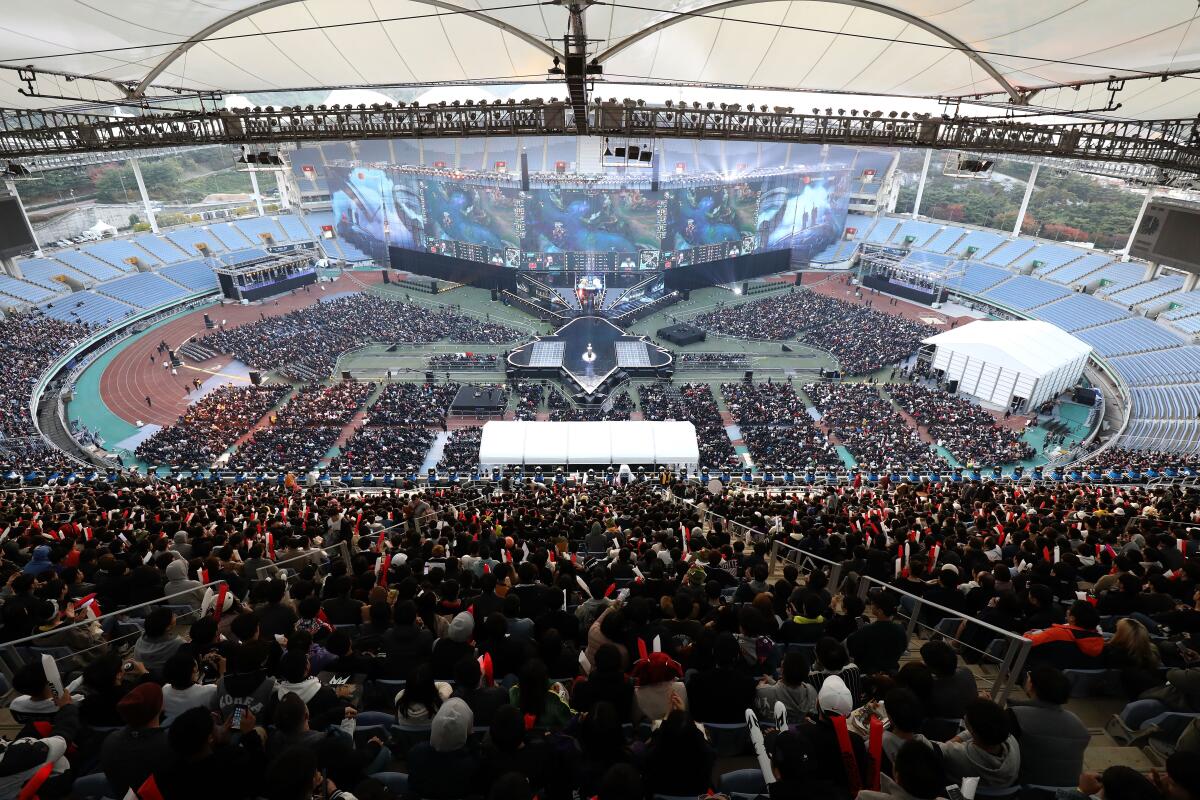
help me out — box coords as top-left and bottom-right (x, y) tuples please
(327, 165), (849, 271)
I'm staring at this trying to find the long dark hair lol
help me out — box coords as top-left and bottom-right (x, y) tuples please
(399, 663), (442, 716)
(517, 659), (549, 718)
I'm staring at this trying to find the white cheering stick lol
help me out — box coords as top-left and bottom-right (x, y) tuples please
(42, 653), (64, 699)
(575, 575), (593, 599)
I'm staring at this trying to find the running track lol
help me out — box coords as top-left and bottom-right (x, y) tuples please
(99, 273), (385, 426)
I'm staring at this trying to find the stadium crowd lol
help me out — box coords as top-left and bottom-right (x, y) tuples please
(1082, 447), (1200, 473)
(135, 385), (290, 469)
(2, 472), (1200, 800)
(512, 383), (545, 421)
(721, 381), (842, 471)
(806, 383), (945, 472)
(197, 295), (519, 382)
(888, 383), (1034, 467)
(227, 381), (375, 472)
(436, 426), (482, 473)
(692, 291), (935, 374)
(0, 315), (89, 441)
(638, 382), (737, 470)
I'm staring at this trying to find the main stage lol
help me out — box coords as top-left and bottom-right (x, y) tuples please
(507, 316), (673, 396)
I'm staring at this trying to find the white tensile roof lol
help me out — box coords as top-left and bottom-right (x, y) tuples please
(479, 420), (699, 466)
(922, 319), (1092, 377)
(4, 1), (1199, 120)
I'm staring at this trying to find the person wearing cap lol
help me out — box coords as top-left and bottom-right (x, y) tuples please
(933, 697), (1020, 789)
(631, 650), (688, 723)
(100, 681), (171, 796)
(792, 674), (869, 798)
(404, 697), (481, 800)
(848, 591), (909, 675)
(0, 687), (78, 799)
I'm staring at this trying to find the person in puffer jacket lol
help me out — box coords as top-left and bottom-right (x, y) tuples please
(2, 695), (79, 800)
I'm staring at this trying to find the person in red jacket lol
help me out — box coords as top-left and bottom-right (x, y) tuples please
(1023, 600), (1104, 670)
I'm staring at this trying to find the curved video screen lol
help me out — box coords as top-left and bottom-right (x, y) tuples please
(328, 164), (849, 271)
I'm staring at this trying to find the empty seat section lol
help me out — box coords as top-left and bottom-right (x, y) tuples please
(1043, 253), (1112, 285)
(98, 273), (191, 309)
(949, 230), (1005, 259)
(945, 262), (1010, 294)
(48, 250), (123, 281)
(1081, 261), (1146, 292)
(1160, 291), (1200, 320)
(337, 239), (373, 262)
(276, 215), (313, 241)
(1169, 314), (1200, 335)
(208, 222), (253, 250)
(16, 258), (90, 290)
(924, 227), (966, 253)
(83, 239), (158, 268)
(1074, 318), (1183, 357)
(982, 239), (1035, 266)
(1018, 244), (1089, 274)
(890, 220), (941, 247)
(0, 274), (57, 303)
(1030, 293), (1127, 331)
(160, 260), (218, 292)
(981, 275), (1071, 309)
(166, 228), (226, 255)
(131, 234), (188, 263)
(234, 217), (287, 245)
(303, 211), (345, 259)
(865, 218), (900, 243)
(1107, 274), (1185, 305)
(1109, 347), (1200, 386)
(41, 291), (135, 326)
(843, 213), (875, 239)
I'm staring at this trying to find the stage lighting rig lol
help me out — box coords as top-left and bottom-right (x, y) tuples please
(1, 162), (39, 181)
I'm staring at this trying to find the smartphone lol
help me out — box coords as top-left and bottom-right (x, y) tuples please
(230, 704), (246, 728)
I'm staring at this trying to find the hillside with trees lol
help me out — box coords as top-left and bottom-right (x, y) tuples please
(892, 149), (1143, 249)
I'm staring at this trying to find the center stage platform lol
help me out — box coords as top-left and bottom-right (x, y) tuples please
(657, 323), (706, 346)
(451, 385), (507, 417)
(507, 316), (673, 395)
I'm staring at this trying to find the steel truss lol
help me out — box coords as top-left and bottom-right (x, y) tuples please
(1, 102), (1198, 179)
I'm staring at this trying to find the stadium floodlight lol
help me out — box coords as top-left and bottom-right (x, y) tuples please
(548, 56), (564, 75)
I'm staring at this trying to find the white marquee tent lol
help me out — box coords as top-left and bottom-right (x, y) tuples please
(478, 420), (699, 468)
(922, 320), (1092, 412)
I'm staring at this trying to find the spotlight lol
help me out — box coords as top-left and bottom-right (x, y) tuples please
(547, 56), (564, 75)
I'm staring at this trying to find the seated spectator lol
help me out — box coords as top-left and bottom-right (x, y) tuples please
(779, 592), (828, 644)
(571, 643), (635, 722)
(881, 688), (931, 773)
(1056, 766), (1162, 800)
(509, 659), (573, 730)
(266, 692), (388, 788)
(934, 698), (1020, 789)
(450, 655), (509, 727)
(477, 704), (555, 797)
(1010, 665), (1090, 789)
(431, 611), (476, 679)
(100, 683), (171, 796)
(920, 641), (976, 722)
(0, 693), (78, 798)
(793, 675), (869, 797)
(395, 663), (452, 725)
(1104, 617), (1163, 698)
(687, 632), (757, 723)
(164, 560), (205, 610)
(757, 651), (819, 720)
(162, 650), (219, 726)
(133, 607), (186, 676)
(405, 698), (481, 800)
(848, 592), (908, 675)
(79, 655), (144, 728)
(641, 702), (716, 798)
(859, 739), (948, 800)
(1024, 600), (1104, 671)
(10, 661), (66, 719)
(809, 637), (863, 705)
(154, 705), (265, 800)
(267, 650), (344, 730)
(631, 651), (687, 722)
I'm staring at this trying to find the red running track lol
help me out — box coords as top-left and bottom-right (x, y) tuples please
(99, 273), (384, 426)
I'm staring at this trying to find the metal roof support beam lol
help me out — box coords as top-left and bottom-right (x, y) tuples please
(596, 0), (1025, 105)
(133, 0), (560, 97)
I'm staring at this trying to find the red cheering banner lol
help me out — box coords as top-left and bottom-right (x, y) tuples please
(433, 160), (447, 169)
(494, 161), (507, 171)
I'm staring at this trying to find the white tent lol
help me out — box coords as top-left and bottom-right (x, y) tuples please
(922, 320), (1092, 412)
(478, 420), (698, 468)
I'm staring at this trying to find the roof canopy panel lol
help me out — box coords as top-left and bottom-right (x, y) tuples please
(922, 320), (1093, 376)
(1, 0), (1198, 119)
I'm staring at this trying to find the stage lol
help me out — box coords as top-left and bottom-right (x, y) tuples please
(657, 323), (706, 346)
(450, 385), (507, 417)
(507, 315), (673, 395)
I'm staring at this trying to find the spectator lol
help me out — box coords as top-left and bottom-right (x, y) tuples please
(405, 698), (481, 799)
(100, 682), (171, 796)
(1010, 665), (1090, 789)
(848, 592), (908, 675)
(934, 698), (1020, 789)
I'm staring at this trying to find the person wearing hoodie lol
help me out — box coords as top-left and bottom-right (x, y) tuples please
(266, 650), (346, 731)
(22, 545), (54, 577)
(405, 698), (482, 800)
(934, 698), (1020, 789)
(430, 611), (475, 679)
(792, 675), (869, 799)
(213, 640), (276, 724)
(163, 559), (205, 610)
(133, 607), (186, 676)
(757, 651), (819, 720)
(169, 531), (193, 561)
